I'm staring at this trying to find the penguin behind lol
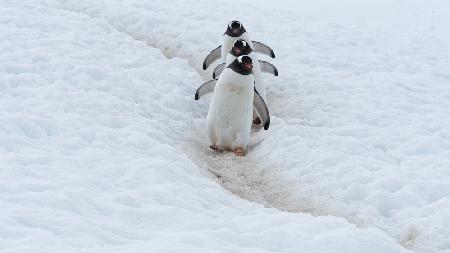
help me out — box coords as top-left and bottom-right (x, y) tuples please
(202, 21), (276, 70)
(221, 21), (250, 63)
(206, 55), (255, 156)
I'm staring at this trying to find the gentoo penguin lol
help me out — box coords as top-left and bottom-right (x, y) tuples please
(202, 21), (276, 70)
(206, 55), (270, 156)
(212, 39), (278, 79)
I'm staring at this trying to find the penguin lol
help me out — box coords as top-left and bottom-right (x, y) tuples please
(206, 55), (270, 156)
(202, 20), (276, 70)
(212, 39), (278, 79)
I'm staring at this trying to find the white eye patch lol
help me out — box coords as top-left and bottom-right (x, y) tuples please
(237, 55), (244, 63)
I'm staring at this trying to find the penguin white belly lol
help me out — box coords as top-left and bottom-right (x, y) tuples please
(207, 70), (254, 150)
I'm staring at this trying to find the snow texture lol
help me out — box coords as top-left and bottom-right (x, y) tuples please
(1, 0), (449, 253)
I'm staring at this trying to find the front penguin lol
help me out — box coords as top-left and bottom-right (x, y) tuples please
(206, 55), (256, 156)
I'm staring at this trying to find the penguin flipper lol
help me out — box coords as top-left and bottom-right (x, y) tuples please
(253, 89), (270, 130)
(252, 41), (275, 58)
(195, 80), (217, 100)
(203, 45), (222, 70)
(259, 60), (278, 76)
(212, 63), (226, 79)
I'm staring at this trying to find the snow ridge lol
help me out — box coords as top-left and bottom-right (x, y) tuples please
(50, 1), (325, 216)
(2, 0), (450, 252)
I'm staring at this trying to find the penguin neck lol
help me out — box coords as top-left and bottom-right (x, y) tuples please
(223, 32), (250, 46)
(221, 69), (254, 90)
(224, 27), (246, 37)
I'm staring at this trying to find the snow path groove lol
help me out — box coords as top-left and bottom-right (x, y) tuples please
(49, 2), (427, 252)
(20, 1), (450, 252)
(46, 6), (424, 253)
(49, 3), (333, 217)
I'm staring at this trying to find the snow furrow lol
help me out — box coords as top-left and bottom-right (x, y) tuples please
(46, 1), (448, 251)
(3, 2), (411, 253)
(38, 0), (450, 252)
(2, 0), (450, 252)
(47, 1), (333, 217)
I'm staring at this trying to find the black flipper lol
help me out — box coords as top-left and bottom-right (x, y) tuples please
(252, 41), (275, 58)
(195, 80), (217, 100)
(253, 89), (270, 130)
(259, 60), (278, 76)
(212, 63), (226, 79)
(203, 46), (222, 70)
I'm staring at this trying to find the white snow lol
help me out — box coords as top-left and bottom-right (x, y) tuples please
(1, 0), (449, 253)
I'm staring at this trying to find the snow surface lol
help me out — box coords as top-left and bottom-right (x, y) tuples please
(1, 0), (449, 252)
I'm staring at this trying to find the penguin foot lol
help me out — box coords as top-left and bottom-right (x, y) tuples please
(210, 145), (224, 152)
(234, 147), (245, 156)
(253, 117), (261, 125)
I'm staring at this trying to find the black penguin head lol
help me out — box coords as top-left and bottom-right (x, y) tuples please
(225, 21), (246, 37)
(228, 55), (253, 75)
(230, 39), (253, 56)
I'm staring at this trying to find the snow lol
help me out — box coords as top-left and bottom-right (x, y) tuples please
(1, 0), (449, 253)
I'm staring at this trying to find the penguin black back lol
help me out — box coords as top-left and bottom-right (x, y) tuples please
(224, 21), (246, 37)
(228, 55), (253, 75)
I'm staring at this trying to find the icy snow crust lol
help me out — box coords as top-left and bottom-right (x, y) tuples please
(1, 0), (449, 252)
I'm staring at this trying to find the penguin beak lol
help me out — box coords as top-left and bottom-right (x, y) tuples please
(232, 28), (239, 34)
(243, 63), (253, 71)
(234, 48), (241, 54)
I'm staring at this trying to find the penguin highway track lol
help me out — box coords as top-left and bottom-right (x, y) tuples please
(52, 8), (330, 214)
(183, 120), (336, 215)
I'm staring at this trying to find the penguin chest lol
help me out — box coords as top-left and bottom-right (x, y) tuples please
(212, 81), (253, 116)
(229, 85), (245, 95)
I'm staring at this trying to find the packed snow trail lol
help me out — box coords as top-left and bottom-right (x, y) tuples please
(0, 1), (414, 253)
(54, 0), (450, 252)
(2, 0), (450, 252)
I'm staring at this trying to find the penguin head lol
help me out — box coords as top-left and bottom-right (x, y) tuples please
(228, 55), (253, 75)
(230, 39), (253, 56)
(225, 21), (246, 37)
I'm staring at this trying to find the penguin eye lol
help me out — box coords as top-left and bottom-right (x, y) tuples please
(237, 55), (243, 63)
